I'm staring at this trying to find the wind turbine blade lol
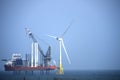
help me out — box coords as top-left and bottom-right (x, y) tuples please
(61, 20), (73, 37)
(61, 39), (71, 64)
(47, 35), (57, 39)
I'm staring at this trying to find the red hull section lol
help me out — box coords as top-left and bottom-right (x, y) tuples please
(4, 65), (56, 71)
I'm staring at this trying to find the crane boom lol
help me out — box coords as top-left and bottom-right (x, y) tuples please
(25, 28), (45, 57)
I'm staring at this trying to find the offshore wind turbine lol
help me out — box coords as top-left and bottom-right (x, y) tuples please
(48, 21), (73, 74)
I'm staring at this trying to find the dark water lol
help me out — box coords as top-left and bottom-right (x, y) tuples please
(0, 70), (120, 80)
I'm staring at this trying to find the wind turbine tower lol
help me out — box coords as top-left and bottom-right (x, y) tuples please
(48, 21), (73, 74)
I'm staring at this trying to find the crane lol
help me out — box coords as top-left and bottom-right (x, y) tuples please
(25, 28), (51, 67)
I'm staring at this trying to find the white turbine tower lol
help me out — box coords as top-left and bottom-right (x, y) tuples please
(48, 21), (73, 74)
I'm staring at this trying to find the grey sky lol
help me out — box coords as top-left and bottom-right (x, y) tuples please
(0, 0), (120, 70)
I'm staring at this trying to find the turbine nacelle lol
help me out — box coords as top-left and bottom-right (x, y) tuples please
(56, 37), (62, 41)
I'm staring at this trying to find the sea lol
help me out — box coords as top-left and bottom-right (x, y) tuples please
(0, 70), (120, 80)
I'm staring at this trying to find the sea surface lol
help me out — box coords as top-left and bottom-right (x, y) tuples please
(0, 70), (120, 80)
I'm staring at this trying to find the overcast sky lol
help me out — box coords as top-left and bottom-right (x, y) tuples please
(0, 0), (120, 70)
